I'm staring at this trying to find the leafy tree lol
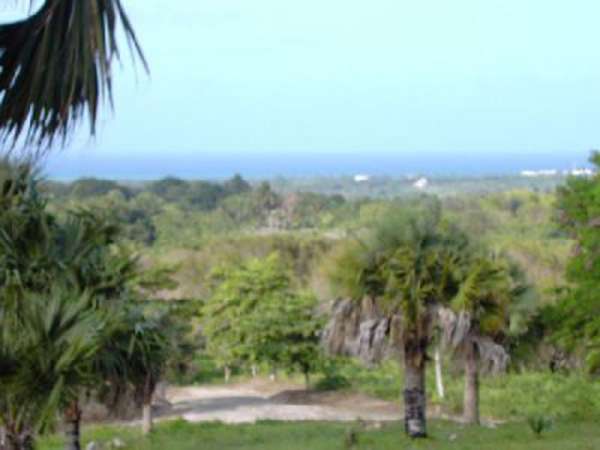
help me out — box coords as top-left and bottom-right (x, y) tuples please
(202, 254), (323, 381)
(69, 179), (132, 200)
(552, 152), (600, 372)
(223, 174), (251, 196)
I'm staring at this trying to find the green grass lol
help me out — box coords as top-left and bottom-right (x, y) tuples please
(38, 419), (600, 450)
(316, 359), (600, 421)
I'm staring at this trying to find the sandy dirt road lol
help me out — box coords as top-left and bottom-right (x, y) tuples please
(157, 380), (402, 424)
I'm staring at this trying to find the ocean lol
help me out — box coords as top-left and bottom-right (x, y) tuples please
(45, 150), (593, 180)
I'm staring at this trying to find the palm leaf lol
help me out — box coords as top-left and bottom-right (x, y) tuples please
(0, 0), (147, 151)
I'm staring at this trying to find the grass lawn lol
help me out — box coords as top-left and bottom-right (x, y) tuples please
(38, 419), (600, 450)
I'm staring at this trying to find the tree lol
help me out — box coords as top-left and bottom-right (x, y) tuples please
(0, 161), (170, 449)
(202, 254), (323, 382)
(552, 151), (600, 372)
(326, 204), (466, 438)
(98, 309), (170, 435)
(0, 290), (107, 450)
(69, 179), (132, 200)
(443, 254), (516, 424)
(0, 0), (144, 149)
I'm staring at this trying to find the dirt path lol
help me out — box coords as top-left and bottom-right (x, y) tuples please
(157, 379), (402, 424)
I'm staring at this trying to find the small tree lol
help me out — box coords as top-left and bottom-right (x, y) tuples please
(444, 255), (515, 424)
(0, 290), (106, 450)
(202, 254), (324, 383)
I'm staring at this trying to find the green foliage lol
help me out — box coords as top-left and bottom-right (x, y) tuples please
(36, 419), (600, 450)
(0, 0), (145, 148)
(343, 427), (360, 449)
(527, 414), (553, 438)
(69, 178), (133, 200)
(0, 161), (177, 448)
(202, 253), (324, 377)
(0, 289), (107, 440)
(550, 151), (600, 371)
(326, 357), (600, 421)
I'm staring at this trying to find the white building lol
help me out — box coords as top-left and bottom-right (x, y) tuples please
(520, 169), (558, 177)
(413, 177), (429, 189)
(354, 174), (370, 183)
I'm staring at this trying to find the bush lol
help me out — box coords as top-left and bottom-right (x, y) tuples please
(314, 374), (351, 391)
(527, 414), (553, 437)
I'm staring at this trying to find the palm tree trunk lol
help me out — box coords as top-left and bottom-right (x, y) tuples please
(463, 341), (480, 425)
(403, 347), (427, 438)
(142, 376), (155, 435)
(224, 365), (231, 383)
(434, 346), (445, 399)
(4, 425), (33, 450)
(64, 400), (81, 450)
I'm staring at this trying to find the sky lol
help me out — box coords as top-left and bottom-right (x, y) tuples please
(4, 0), (600, 177)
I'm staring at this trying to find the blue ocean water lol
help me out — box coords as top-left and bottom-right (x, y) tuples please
(46, 150), (593, 180)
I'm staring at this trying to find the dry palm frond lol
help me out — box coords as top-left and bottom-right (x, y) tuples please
(0, 0), (147, 151)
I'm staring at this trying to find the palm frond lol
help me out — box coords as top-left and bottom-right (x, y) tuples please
(0, 0), (147, 151)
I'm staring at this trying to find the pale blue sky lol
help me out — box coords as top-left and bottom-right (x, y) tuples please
(6, 1), (600, 173)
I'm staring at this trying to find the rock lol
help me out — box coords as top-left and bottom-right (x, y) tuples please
(85, 442), (99, 450)
(111, 437), (125, 449)
(449, 433), (458, 441)
(366, 421), (383, 430)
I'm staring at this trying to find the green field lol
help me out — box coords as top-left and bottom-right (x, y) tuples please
(38, 419), (600, 450)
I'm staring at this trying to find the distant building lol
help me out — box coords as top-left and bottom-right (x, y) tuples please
(520, 169), (558, 177)
(568, 168), (594, 177)
(413, 177), (428, 189)
(354, 174), (370, 183)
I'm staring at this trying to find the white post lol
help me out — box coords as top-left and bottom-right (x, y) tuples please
(142, 403), (153, 435)
(434, 346), (445, 399)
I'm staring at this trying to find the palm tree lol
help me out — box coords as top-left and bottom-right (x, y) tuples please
(0, 161), (158, 449)
(0, 289), (106, 450)
(378, 221), (465, 437)
(443, 254), (518, 424)
(91, 302), (190, 436)
(326, 205), (466, 438)
(0, 0), (145, 150)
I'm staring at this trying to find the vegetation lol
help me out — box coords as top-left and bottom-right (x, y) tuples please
(1, 2), (597, 448)
(36, 419), (600, 450)
(0, 162), (182, 450)
(202, 254), (323, 384)
(0, 146), (597, 447)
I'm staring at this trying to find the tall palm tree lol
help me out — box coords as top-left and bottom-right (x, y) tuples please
(326, 205), (466, 438)
(0, 0), (145, 150)
(378, 219), (465, 437)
